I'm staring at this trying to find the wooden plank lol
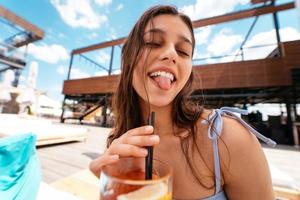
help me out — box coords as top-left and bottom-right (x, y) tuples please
(51, 170), (99, 200)
(283, 40), (300, 69)
(38, 155), (82, 183)
(0, 6), (44, 43)
(273, 186), (300, 200)
(251, 0), (271, 4)
(72, 37), (126, 55)
(193, 58), (289, 89)
(62, 58), (291, 94)
(192, 2), (295, 28)
(283, 40), (300, 55)
(63, 75), (119, 95)
(37, 126), (111, 183)
(36, 136), (86, 146)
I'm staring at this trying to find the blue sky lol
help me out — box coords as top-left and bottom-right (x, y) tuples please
(1, 0), (300, 102)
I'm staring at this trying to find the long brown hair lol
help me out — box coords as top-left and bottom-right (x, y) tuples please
(107, 5), (215, 189)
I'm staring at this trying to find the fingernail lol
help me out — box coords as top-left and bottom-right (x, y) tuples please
(110, 155), (119, 160)
(150, 135), (159, 142)
(140, 148), (148, 155)
(145, 126), (153, 131)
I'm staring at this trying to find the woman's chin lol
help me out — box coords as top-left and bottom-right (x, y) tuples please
(138, 94), (174, 108)
(148, 98), (173, 108)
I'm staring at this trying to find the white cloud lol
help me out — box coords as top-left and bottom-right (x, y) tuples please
(94, 71), (108, 76)
(245, 27), (300, 47)
(26, 43), (69, 64)
(180, 0), (249, 20)
(112, 69), (121, 75)
(94, 0), (112, 6)
(97, 51), (111, 64)
(50, 0), (108, 29)
(58, 33), (65, 38)
(88, 32), (98, 39)
(220, 49), (241, 63)
(204, 27), (300, 63)
(194, 26), (212, 46)
(116, 4), (124, 11)
(243, 27), (300, 60)
(207, 28), (243, 56)
(104, 28), (117, 40)
(70, 68), (90, 79)
(57, 65), (66, 75)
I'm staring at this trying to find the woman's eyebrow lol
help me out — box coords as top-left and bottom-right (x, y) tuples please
(144, 28), (163, 35)
(144, 28), (192, 46)
(178, 35), (193, 47)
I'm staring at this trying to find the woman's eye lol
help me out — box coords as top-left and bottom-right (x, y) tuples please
(177, 49), (190, 57)
(145, 42), (161, 47)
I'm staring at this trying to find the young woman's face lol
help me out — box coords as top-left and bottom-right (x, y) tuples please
(132, 14), (193, 108)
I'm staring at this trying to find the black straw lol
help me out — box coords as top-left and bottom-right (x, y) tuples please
(145, 112), (155, 180)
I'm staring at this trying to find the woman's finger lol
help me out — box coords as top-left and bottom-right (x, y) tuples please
(89, 154), (119, 177)
(123, 135), (160, 147)
(125, 125), (154, 136)
(109, 143), (148, 157)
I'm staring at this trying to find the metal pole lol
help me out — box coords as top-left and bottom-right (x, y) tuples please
(61, 54), (74, 123)
(102, 46), (115, 127)
(108, 46), (114, 75)
(241, 47), (244, 61)
(60, 96), (66, 123)
(285, 98), (294, 144)
(272, 0), (282, 56)
(67, 54), (74, 80)
(12, 68), (21, 87)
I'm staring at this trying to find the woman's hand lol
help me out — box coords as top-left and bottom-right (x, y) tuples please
(89, 125), (159, 177)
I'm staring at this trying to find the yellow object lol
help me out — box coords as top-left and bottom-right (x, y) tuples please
(117, 182), (171, 200)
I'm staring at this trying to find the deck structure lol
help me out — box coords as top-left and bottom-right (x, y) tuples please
(0, 5), (44, 86)
(60, 1), (299, 145)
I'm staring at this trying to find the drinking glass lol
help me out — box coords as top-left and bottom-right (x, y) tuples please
(99, 157), (172, 200)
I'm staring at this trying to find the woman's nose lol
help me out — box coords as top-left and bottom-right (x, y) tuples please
(159, 44), (177, 64)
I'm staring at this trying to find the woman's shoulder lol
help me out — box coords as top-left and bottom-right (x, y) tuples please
(197, 108), (213, 125)
(216, 109), (266, 178)
(197, 108), (259, 144)
(221, 112), (261, 150)
(196, 107), (262, 163)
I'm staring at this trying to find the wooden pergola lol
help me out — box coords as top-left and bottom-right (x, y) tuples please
(0, 6), (44, 47)
(61, 1), (299, 144)
(0, 5), (44, 86)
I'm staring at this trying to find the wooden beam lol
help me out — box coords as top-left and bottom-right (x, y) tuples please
(13, 36), (40, 48)
(72, 37), (126, 55)
(63, 75), (119, 95)
(0, 6), (44, 40)
(62, 58), (288, 94)
(251, 0), (271, 4)
(192, 2), (294, 28)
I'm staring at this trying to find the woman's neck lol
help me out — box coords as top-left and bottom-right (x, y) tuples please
(140, 102), (174, 136)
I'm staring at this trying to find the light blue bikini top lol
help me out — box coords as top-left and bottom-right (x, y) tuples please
(178, 107), (277, 200)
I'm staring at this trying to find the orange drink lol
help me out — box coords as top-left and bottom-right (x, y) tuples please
(99, 158), (172, 200)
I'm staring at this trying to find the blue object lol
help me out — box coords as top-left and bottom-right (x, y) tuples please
(0, 133), (41, 200)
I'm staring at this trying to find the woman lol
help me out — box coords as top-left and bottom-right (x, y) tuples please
(90, 5), (275, 200)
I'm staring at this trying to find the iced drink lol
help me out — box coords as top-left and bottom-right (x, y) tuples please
(99, 158), (172, 200)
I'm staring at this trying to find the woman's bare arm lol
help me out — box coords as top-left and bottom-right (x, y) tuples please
(220, 117), (275, 200)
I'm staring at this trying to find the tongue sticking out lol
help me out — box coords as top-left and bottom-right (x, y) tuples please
(153, 76), (172, 90)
